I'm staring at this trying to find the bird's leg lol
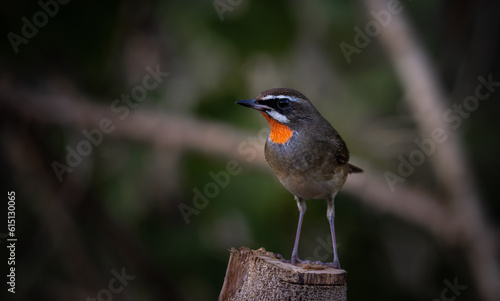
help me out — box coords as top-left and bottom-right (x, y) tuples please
(327, 195), (341, 269)
(291, 196), (306, 264)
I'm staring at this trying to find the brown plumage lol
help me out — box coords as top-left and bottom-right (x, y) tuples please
(236, 88), (362, 269)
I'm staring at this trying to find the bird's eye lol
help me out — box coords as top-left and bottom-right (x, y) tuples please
(277, 99), (290, 109)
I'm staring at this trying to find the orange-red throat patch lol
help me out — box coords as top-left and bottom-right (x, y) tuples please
(260, 112), (294, 144)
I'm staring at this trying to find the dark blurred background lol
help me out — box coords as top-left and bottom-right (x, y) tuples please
(1, 0), (499, 300)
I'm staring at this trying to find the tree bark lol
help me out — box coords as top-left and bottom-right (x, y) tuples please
(219, 247), (347, 301)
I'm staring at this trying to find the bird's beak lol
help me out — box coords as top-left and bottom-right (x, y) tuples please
(235, 99), (271, 111)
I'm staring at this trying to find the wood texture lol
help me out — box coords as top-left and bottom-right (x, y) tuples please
(219, 247), (347, 301)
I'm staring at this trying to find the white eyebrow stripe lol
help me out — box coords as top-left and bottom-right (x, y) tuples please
(267, 110), (290, 123)
(260, 95), (300, 102)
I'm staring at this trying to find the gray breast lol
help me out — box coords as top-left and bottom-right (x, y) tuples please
(264, 136), (348, 200)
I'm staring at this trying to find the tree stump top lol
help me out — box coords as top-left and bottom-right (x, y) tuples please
(219, 247), (347, 301)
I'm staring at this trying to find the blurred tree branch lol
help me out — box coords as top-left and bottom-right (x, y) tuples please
(1, 78), (490, 259)
(362, 1), (500, 301)
(2, 93), (182, 301)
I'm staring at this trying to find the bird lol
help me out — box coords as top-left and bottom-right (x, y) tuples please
(236, 88), (362, 269)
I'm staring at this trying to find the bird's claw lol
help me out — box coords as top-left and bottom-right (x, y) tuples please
(280, 255), (341, 270)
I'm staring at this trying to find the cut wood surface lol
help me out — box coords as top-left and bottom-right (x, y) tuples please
(219, 247), (347, 301)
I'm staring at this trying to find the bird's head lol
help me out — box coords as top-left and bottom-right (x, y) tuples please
(236, 88), (319, 127)
(236, 88), (323, 144)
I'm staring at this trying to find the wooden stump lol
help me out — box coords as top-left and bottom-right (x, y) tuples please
(219, 247), (347, 301)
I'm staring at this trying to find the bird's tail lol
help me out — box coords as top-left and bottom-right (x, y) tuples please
(348, 163), (363, 173)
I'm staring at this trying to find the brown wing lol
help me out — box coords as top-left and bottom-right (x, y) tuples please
(329, 129), (350, 165)
(330, 129), (363, 173)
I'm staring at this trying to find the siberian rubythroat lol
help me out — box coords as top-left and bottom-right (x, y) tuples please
(236, 88), (362, 269)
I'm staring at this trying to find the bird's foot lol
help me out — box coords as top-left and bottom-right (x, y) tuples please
(278, 253), (303, 265)
(278, 254), (341, 270)
(286, 255), (321, 268)
(324, 260), (341, 269)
